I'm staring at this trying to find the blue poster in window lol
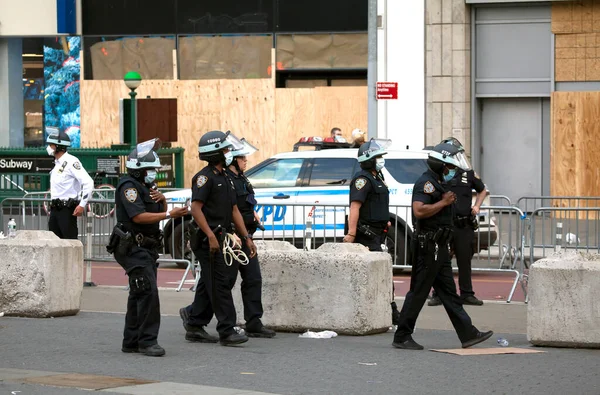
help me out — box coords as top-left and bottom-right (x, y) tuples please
(43, 36), (81, 148)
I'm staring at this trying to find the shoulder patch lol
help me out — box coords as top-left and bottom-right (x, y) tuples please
(196, 175), (208, 188)
(424, 181), (435, 194)
(73, 162), (81, 170)
(354, 178), (367, 190)
(124, 188), (138, 203)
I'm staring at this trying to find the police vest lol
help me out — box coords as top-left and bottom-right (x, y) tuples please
(227, 169), (257, 225)
(116, 175), (162, 236)
(414, 172), (453, 231)
(355, 169), (390, 226)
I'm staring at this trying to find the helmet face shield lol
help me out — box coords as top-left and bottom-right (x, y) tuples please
(233, 138), (258, 157)
(455, 151), (472, 171)
(126, 138), (162, 169)
(357, 138), (392, 162)
(136, 138), (162, 159)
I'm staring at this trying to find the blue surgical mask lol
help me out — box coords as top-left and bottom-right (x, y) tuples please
(145, 170), (157, 184)
(224, 151), (233, 166)
(443, 168), (457, 182)
(375, 158), (385, 171)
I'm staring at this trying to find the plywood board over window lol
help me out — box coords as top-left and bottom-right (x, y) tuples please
(89, 37), (175, 80)
(551, 92), (600, 218)
(276, 33), (367, 69)
(178, 35), (272, 79)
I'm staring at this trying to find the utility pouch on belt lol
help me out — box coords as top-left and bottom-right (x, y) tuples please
(432, 227), (453, 245)
(470, 214), (479, 231)
(66, 198), (79, 210)
(106, 223), (133, 255)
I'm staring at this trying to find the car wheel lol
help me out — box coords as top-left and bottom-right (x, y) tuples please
(171, 220), (193, 269)
(386, 226), (411, 272)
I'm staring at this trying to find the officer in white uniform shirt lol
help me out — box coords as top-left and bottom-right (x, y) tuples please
(46, 129), (94, 239)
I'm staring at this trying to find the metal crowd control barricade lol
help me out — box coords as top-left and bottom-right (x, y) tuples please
(252, 202), (526, 302)
(528, 206), (600, 262)
(0, 192), (196, 292)
(517, 196), (600, 214)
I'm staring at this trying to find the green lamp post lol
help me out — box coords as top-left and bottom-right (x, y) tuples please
(124, 71), (142, 146)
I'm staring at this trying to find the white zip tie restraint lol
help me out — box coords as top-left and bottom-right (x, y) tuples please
(223, 233), (249, 266)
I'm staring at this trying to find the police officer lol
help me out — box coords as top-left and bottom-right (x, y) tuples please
(111, 139), (188, 357)
(181, 130), (257, 346)
(46, 129), (93, 239)
(392, 143), (493, 350)
(343, 138), (401, 325)
(428, 137), (487, 307)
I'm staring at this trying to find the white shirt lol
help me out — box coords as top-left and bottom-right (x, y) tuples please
(50, 152), (94, 208)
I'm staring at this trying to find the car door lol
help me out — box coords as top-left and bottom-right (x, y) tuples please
(296, 157), (358, 244)
(246, 158), (307, 240)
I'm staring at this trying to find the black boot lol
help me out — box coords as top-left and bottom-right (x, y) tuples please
(461, 330), (494, 349)
(392, 337), (424, 350)
(185, 326), (219, 343)
(220, 332), (249, 346)
(138, 344), (166, 357)
(246, 326), (276, 338)
(391, 301), (401, 325)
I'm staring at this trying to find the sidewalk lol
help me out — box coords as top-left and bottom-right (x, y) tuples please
(1, 287), (598, 395)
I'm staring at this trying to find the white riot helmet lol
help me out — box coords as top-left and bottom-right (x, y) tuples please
(126, 138), (162, 173)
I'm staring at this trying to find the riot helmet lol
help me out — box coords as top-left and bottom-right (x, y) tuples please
(426, 142), (462, 178)
(357, 138), (391, 170)
(440, 137), (471, 170)
(46, 127), (71, 155)
(229, 134), (259, 173)
(198, 130), (233, 164)
(126, 138), (162, 180)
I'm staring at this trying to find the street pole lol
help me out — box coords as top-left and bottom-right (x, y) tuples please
(367, 0), (378, 140)
(129, 90), (137, 147)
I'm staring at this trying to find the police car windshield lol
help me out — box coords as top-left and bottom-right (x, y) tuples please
(385, 159), (428, 184)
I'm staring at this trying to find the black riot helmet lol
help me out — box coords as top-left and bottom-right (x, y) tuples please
(357, 138), (391, 170)
(46, 127), (71, 152)
(426, 142), (462, 176)
(198, 130), (233, 163)
(228, 134), (258, 173)
(126, 138), (162, 179)
(440, 137), (471, 170)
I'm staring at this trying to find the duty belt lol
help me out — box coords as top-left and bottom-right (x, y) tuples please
(135, 232), (163, 250)
(454, 216), (470, 228)
(50, 198), (80, 210)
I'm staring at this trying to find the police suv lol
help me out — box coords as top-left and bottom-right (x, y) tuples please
(162, 138), (497, 268)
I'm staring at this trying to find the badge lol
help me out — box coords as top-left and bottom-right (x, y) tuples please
(354, 178), (367, 190)
(73, 162), (81, 170)
(196, 175), (208, 188)
(424, 181), (435, 194)
(124, 188), (138, 203)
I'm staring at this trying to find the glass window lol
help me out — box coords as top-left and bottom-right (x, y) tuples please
(178, 35), (272, 79)
(83, 36), (175, 80)
(247, 159), (304, 189)
(177, 0), (273, 34)
(308, 158), (356, 186)
(385, 159), (428, 184)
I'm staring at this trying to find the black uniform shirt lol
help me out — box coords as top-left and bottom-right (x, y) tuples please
(450, 169), (485, 217)
(191, 165), (236, 236)
(350, 169), (390, 227)
(412, 169), (453, 231)
(116, 176), (163, 236)
(226, 168), (256, 225)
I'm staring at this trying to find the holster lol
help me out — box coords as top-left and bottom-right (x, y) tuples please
(357, 221), (385, 240)
(135, 232), (163, 251)
(66, 198), (80, 209)
(106, 223), (134, 255)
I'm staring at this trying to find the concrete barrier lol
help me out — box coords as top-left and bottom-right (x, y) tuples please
(232, 241), (392, 335)
(0, 230), (83, 317)
(527, 251), (600, 348)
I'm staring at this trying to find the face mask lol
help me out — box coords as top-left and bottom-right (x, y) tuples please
(224, 151), (233, 166)
(145, 170), (157, 184)
(443, 168), (457, 182)
(375, 158), (385, 171)
(46, 146), (55, 156)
